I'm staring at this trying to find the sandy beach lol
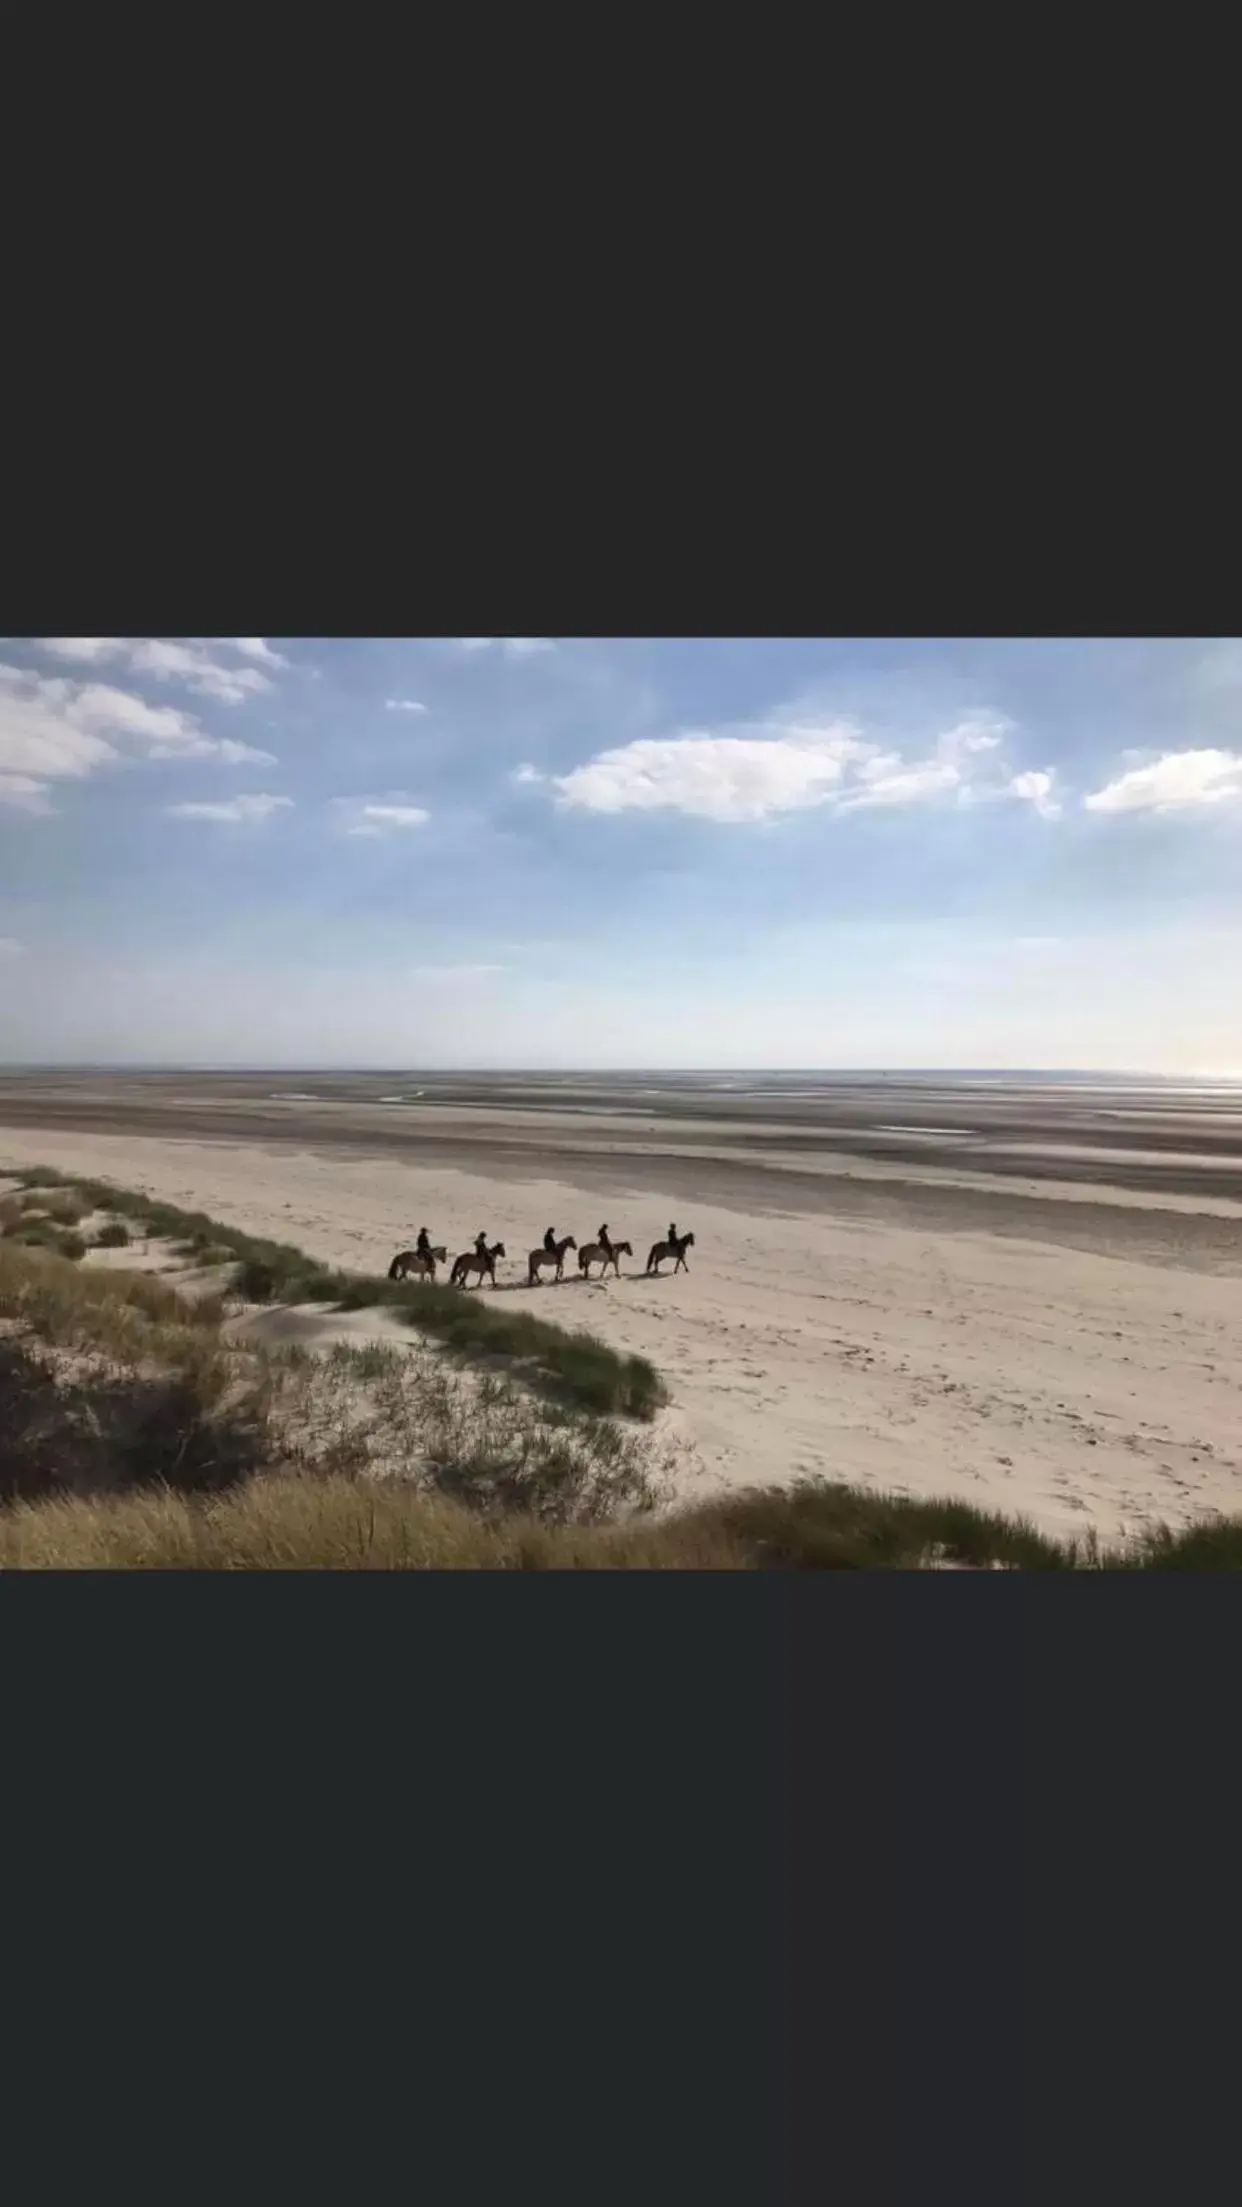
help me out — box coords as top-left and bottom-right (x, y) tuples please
(3, 1071), (1241, 1542)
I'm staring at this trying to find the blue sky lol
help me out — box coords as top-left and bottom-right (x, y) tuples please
(2, 635), (1241, 1069)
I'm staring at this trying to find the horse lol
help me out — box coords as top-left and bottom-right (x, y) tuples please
(528, 1233), (577, 1285)
(645, 1229), (695, 1276)
(450, 1240), (506, 1288)
(388, 1245), (447, 1282)
(578, 1238), (632, 1279)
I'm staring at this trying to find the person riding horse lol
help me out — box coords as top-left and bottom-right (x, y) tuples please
(597, 1223), (612, 1255)
(416, 1227), (433, 1262)
(475, 1230), (490, 1260)
(543, 1226), (558, 1256)
(668, 1223), (678, 1247)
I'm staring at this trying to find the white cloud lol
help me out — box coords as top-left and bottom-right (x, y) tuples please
(549, 707), (1056, 827)
(455, 638), (555, 658)
(0, 666), (122, 797)
(554, 720), (870, 823)
(127, 640), (272, 704)
(34, 638), (122, 663)
(385, 698), (428, 714)
(167, 794), (292, 824)
(0, 663), (277, 807)
(1008, 769), (1061, 819)
(1084, 749), (1242, 815)
(229, 638), (289, 668)
(333, 796), (430, 838)
(0, 774), (56, 815)
(840, 754), (960, 811)
(0, 936), (24, 956)
(216, 737), (277, 766)
(511, 762), (543, 784)
(69, 682), (204, 745)
(37, 636), (276, 705)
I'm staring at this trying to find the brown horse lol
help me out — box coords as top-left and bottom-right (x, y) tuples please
(645, 1229), (695, 1276)
(450, 1240), (506, 1288)
(578, 1238), (632, 1279)
(388, 1245), (447, 1282)
(528, 1234), (577, 1284)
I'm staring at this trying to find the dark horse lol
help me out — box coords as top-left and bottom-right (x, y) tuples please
(645, 1229), (695, 1276)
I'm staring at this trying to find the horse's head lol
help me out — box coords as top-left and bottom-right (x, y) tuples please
(492, 1242), (506, 1259)
(616, 1240), (633, 1256)
(433, 1245), (447, 1261)
(683, 1232), (695, 1247)
(565, 1235), (577, 1249)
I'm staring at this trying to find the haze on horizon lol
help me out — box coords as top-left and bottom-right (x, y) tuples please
(3, 636), (1241, 1075)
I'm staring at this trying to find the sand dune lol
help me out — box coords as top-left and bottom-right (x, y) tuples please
(3, 1099), (1241, 1543)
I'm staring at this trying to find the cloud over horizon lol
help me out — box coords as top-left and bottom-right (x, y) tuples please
(3, 636), (1241, 1070)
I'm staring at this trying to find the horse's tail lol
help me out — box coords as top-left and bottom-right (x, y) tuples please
(388, 1255), (403, 1280)
(528, 1254), (539, 1284)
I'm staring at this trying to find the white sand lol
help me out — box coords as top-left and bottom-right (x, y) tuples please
(4, 1127), (1241, 1542)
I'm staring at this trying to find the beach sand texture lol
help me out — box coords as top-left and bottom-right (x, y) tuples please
(3, 1070), (1241, 1541)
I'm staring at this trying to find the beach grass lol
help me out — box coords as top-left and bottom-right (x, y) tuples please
(6, 1427), (1242, 1568)
(0, 1235), (670, 1528)
(4, 1166), (665, 1421)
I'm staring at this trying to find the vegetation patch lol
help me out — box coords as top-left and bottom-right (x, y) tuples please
(4, 1166), (666, 1420)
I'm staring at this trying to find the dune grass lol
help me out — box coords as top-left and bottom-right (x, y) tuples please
(0, 1235), (672, 1527)
(6, 1455), (1242, 1570)
(6, 1167), (664, 1421)
(0, 1473), (749, 1570)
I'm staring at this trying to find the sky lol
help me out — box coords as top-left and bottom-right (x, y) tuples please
(2, 635), (1241, 1071)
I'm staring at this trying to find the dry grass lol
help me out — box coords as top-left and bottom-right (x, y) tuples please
(0, 1236), (674, 1527)
(0, 1473), (749, 1570)
(287, 1342), (675, 1522)
(0, 1235), (226, 1359)
(11, 1464), (1242, 1571)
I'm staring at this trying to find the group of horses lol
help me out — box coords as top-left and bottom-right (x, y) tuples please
(387, 1227), (696, 1290)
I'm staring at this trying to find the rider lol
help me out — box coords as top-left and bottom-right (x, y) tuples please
(543, 1224), (558, 1255)
(474, 1230), (490, 1259)
(597, 1222), (612, 1254)
(668, 1222), (678, 1247)
(416, 1226), (432, 1262)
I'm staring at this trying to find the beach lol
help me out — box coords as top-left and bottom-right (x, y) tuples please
(2, 1070), (1241, 1541)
